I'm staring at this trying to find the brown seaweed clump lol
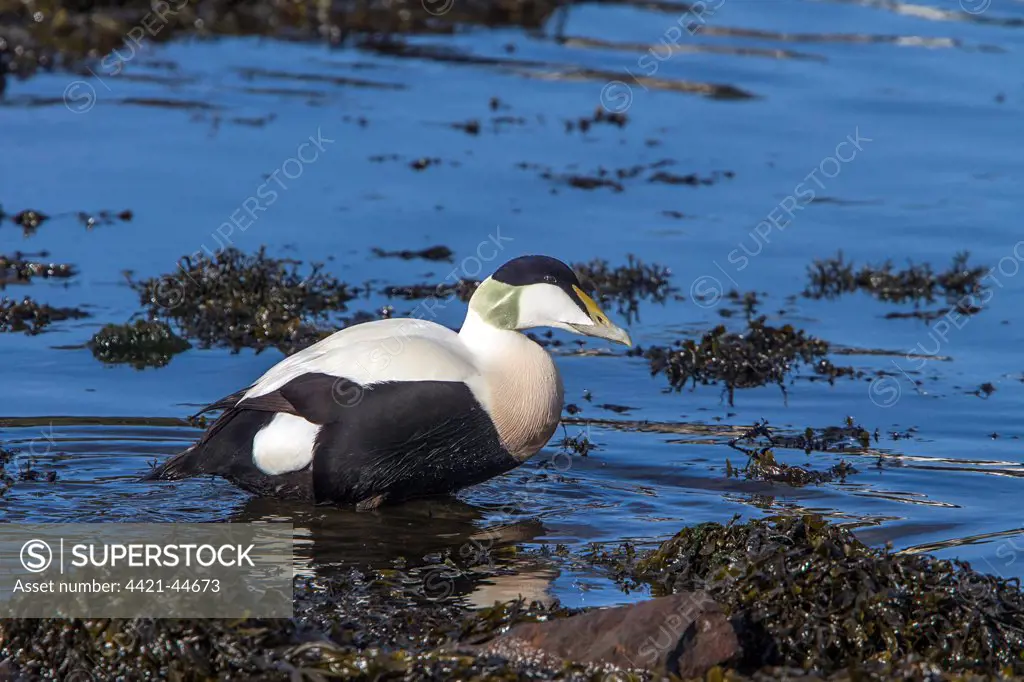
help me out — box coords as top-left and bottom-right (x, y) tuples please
(371, 245), (454, 262)
(0, 0), (560, 79)
(624, 515), (1024, 676)
(0, 573), (590, 681)
(805, 251), (989, 306)
(88, 320), (192, 369)
(725, 421), (859, 485)
(128, 247), (354, 353)
(382, 280), (480, 302)
(644, 318), (855, 405)
(0, 297), (88, 334)
(573, 256), (675, 320)
(0, 252), (76, 286)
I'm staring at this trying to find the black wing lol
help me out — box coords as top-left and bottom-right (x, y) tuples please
(311, 380), (519, 505)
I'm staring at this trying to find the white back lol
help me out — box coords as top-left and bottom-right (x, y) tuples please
(243, 318), (484, 402)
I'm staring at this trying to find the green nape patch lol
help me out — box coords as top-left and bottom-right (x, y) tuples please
(642, 317), (859, 405)
(127, 247), (356, 354)
(804, 251), (989, 306)
(88, 320), (191, 369)
(0, 296), (88, 335)
(600, 515), (1024, 676)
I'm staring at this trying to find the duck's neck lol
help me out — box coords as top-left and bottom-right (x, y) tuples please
(458, 309), (531, 361)
(458, 310), (563, 461)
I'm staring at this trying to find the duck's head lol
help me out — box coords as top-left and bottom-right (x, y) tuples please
(468, 255), (632, 346)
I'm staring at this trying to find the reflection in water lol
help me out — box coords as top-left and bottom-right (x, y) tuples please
(232, 496), (557, 607)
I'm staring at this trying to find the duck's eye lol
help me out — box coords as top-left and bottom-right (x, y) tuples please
(542, 275), (557, 284)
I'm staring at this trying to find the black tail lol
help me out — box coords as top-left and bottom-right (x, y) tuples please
(140, 444), (207, 481)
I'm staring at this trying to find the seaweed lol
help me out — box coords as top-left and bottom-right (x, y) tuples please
(0, 0), (563, 79)
(382, 280), (480, 302)
(622, 515), (1024, 675)
(573, 256), (675, 321)
(127, 247), (354, 353)
(643, 318), (855, 405)
(804, 251), (989, 305)
(564, 107), (628, 133)
(0, 573), (587, 681)
(723, 420), (861, 485)
(0, 297), (88, 334)
(372, 246), (454, 262)
(88, 320), (192, 369)
(0, 253), (76, 286)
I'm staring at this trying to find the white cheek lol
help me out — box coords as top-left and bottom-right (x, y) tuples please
(516, 283), (592, 329)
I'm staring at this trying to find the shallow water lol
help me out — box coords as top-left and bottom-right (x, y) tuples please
(2, 0), (1024, 609)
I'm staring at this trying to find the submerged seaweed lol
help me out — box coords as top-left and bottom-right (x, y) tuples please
(644, 318), (855, 405)
(724, 420), (861, 485)
(88, 320), (192, 369)
(372, 245), (454, 262)
(0, 297), (88, 334)
(0, 573), (587, 681)
(621, 515), (1024, 675)
(573, 256), (674, 321)
(382, 280), (481, 302)
(128, 247), (354, 353)
(805, 251), (989, 306)
(0, 253), (76, 286)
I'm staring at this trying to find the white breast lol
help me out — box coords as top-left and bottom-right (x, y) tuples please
(458, 311), (564, 461)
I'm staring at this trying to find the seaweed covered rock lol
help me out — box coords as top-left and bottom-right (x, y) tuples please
(644, 318), (855, 404)
(626, 515), (1024, 675)
(88, 320), (191, 368)
(128, 247), (354, 353)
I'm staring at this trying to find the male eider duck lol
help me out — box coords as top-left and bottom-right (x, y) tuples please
(143, 255), (632, 509)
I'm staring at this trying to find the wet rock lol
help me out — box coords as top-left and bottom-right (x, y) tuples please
(128, 247), (354, 353)
(644, 318), (856, 405)
(804, 251), (988, 305)
(0, 297), (88, 334)
(484, 592), (738, 676)
(88, 320), (192, 369)
(371, 245), (454, 262)
(10, 209), (48, 233)
(0, 252), (75, 286)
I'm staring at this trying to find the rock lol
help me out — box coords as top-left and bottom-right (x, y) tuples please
(483, 592), (739, 677)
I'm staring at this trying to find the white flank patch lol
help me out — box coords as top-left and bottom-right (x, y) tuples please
(252, 413), (320, 475)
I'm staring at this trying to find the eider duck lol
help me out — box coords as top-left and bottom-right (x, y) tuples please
(143, 255), (632, 509)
